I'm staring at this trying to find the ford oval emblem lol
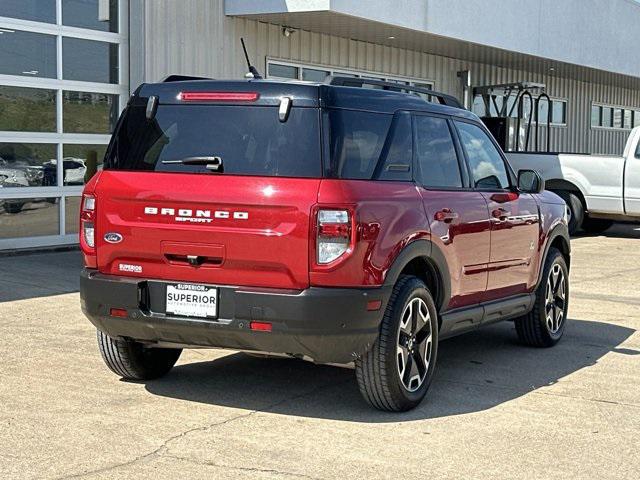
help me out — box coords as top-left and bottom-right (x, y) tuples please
(104, 232), (123, 244)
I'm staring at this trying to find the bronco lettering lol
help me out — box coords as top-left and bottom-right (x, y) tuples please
(144, 206), (248, 221)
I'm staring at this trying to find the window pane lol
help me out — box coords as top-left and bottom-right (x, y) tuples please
(63, 91), (118, 133)
(63, 144), (107, 185)
(591, 105), (601, 127)
(490, 96), (503, 117)
(0, 86), (57, 132)
(0, 29), (56, 78)
(415, 116), (462, 188)
(521, 96), (533, 120)
(0, 198), (59, 238)
(538, 99), (551, 124)
(302, 68), (330, 82)
(107, 105), (322, 178)
(65, 196), (81, 235)
(62, 0), (118, 33)
(326, 110), (391, 179)
(268, 63), (298, 79)
(552, 101), (566, 124)
(0, 143), (57, 188)
(413, 82), (435, 102)
(378, 113), (412, 182)
(624, 110), (633, 129)
(63, 37), (119, 83)
(507, 96), (517, 118)
(602, 107), (613, 128)
(414, 82), (434, 90)
(456, 121), (510, 190)
(635, 111), (640, 128)
(0, 0), (56, 23)
(613, 108), (623, 129)
(472, 95), (487, 117)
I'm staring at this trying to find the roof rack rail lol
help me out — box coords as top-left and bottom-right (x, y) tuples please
(329, 76), (464, 109)
(162, 75), (214, 83)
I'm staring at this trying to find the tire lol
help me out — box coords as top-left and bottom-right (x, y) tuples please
(515, 248), (569, 347)
(581, 216), (613, 234)
(3, 202), (24, 214)
(355, 275), (438, 412)
(97, 330), (182, 380)
(556, 190), (584, 235)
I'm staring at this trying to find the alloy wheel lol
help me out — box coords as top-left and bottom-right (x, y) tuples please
(545, 263), (566, 334)
(396, 297), (433, 392)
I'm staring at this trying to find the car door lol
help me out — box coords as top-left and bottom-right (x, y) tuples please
(623, 130), (640, 215)
(413, 114), (492, 310)
(454, 120), (540, 301)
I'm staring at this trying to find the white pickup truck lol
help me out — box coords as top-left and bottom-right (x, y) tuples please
(506, 126), (640, 234)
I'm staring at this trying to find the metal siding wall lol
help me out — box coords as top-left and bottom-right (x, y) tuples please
(144, 0), (640, 155)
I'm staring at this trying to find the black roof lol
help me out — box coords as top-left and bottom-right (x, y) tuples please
(134, 78), (478, 120)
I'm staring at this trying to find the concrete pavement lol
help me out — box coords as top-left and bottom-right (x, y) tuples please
(1, 225), (639, 479)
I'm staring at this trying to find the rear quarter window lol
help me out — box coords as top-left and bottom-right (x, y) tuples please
(325, 109), (392, 179)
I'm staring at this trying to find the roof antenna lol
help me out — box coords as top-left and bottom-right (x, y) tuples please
(241, 37), (262, 80)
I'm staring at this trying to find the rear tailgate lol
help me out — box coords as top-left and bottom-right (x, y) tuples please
(95, 171), (320, 289)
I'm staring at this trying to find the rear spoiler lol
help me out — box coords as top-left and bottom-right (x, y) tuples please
(162, 75), (215, 83)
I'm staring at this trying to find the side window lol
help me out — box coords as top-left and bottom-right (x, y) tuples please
(327, 109), (391, 179)
(377, 112), (412, 181)
(455, 121), (510, 190)
(414, 115), (462, 188)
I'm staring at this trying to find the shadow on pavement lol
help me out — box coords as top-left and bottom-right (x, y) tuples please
(0, 250), (81, 302)
(145, 318), (636, 422)
(573, 222), (640, 239)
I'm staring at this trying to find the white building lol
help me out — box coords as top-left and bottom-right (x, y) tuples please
(1, 0), (639, 250)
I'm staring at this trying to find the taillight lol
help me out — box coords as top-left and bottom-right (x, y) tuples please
(316, 209), (352, 264)
(81, 194), (96, 249)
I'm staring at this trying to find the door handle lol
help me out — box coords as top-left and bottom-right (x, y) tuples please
(492, 207), (509, 221)
(434, 208), (459, 223)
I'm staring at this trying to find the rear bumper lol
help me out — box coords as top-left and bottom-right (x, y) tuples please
(80, 269), (391, 363)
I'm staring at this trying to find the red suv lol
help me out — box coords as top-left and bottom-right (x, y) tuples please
(80, 77), (570, 411)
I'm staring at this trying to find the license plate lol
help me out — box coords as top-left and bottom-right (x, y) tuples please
(166, 283), (217, 318)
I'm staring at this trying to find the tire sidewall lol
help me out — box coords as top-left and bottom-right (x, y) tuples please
(557, 191), (583, 234)
(384, 278), (439, 406)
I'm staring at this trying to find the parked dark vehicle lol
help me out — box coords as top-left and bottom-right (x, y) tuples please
(80, 77), (570, 411)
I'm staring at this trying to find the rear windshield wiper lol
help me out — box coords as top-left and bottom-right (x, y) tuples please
(162, 156), (223, 171)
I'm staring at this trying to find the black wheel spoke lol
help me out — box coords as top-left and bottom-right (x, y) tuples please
(413, 351), (426, 377)
(415, 326), (431, 344)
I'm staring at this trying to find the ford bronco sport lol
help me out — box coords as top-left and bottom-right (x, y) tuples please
(80, 76), (570, 412)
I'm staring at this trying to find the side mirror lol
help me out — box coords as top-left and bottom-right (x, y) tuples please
(518, 169), (545, 194)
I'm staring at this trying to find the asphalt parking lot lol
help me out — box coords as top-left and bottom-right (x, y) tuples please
(1, 225), (639, 480)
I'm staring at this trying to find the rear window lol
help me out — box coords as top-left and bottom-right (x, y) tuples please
(105, 104), (321, 178)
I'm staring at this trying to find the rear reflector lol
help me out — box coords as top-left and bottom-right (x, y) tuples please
(366, 300), (383, 311)
(249, 321), (272, 332)
(178, 91), (260, 102)
(110, 308), (128, 318)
